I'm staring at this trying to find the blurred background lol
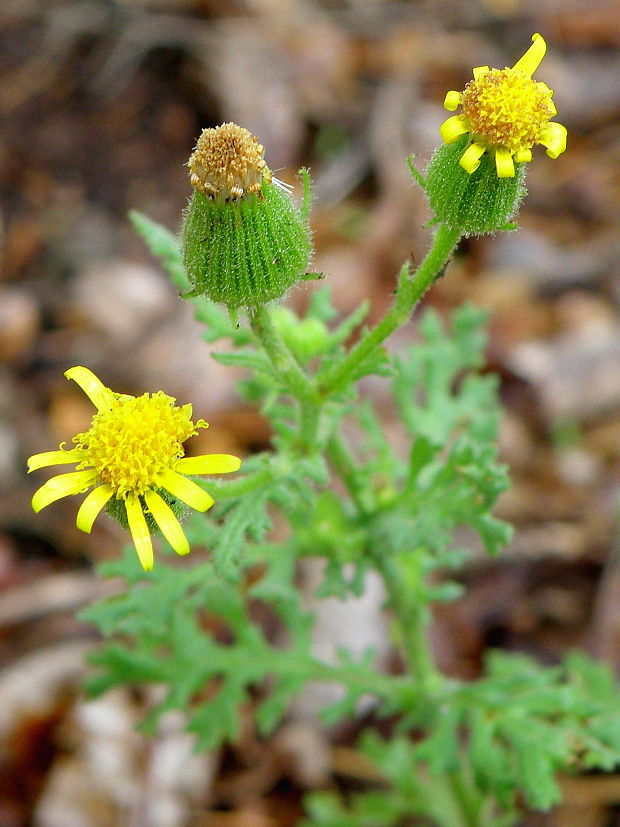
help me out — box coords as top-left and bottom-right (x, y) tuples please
(1, 0), (620, 824)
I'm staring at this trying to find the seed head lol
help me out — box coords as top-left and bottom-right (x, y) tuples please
(188, 123), (272, 200)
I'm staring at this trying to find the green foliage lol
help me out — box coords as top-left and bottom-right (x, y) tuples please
(391, 306), (513, 558)
(88, 198), (620, 827)
(81, 549), (315, 750)
(304, 652), (620, 826)
(128, 209), (189, 290)
(465, 651), (620, 807)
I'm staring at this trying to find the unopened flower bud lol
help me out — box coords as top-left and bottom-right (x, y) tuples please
(271, 307), (330, 364)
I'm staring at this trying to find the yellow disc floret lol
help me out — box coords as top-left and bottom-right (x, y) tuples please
(461, 69), (555, 154)
(73, 392), (205, 499)
(188, 122), (272, 200)
(439, 33), (567, 178)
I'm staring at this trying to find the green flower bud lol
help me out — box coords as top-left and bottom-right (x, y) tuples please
(271, 307), (330, 364)
(424, 134), (527, 236)
(181, 123), (312, 309)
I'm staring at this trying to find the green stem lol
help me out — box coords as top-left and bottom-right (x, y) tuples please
(326, 434), (373, 513)
(328, 433), (438, 684)
(421, 774), (480, 827)
(296, 655), (401, 699)
(375, 549), (488, 826)
(298, 401), (321, 452)
(318, 223), (461, 397)
(249, 225), (459, 684)
(376, 553), (437, 686)
(249, 304), (322, 450)
(447, 769), (486, 827)
(375, 553), (485, 827)
(249, 305), (318, 403)
(205, 467), (275, 499)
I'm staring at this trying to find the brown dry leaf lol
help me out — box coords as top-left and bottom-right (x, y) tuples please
(0, 572), (113, 627)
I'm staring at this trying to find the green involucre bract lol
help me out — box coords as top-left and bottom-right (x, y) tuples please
(182, 182), (312, 308)
(424, 134), (527, 236)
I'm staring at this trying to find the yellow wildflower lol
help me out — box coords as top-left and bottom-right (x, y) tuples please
(28, 367), (241, 570)
(439, 33), (567, 178)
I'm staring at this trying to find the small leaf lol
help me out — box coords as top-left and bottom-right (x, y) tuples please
(128, 210), (188, 290)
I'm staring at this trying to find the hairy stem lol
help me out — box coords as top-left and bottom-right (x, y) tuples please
(318, 223), (461, 396)
(249, 304), (322, 450)
(205, 467), (275, 499)
(422, 774), (483, 827)
(373, 551), (438, 687)
(249, 305), (318, 403)
(326, 433), (373, 513)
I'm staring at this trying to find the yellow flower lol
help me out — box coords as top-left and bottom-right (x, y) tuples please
(27, 367), (241, 570)
(439, 33), (567, 178)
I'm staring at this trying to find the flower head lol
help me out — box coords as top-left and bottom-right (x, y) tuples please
(188, 122), (272, 200)
(182, 122), (313, 309)
(439, 33), (567, 178)
(28, 367), (241, 570)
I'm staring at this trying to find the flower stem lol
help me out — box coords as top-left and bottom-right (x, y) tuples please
(298, 401), (321, 453)
(249, 305), (318, 404)
(250, 225), (460, 685)
(326, 433), (373, 513)
(205, 467), (275, 499)
(321, 227), (462, 683)
(446, 770), (488, 827)
(293, 655), (402, 699)
(327, 429), (439, 685)
(422, 773), (483, 827)
(373, 550), (438, 686)
(318, 223), (461, 397)
(249, 304), (322, 450)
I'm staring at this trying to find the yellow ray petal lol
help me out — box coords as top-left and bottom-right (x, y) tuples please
(538, 122), (567, 158)
(174, 454), (241, 476)
(473, 66), (489, 80)
(126, 493), (153, 571)
(31, 470), (96, 513)
(144, 490), (190, 556)
(158, 469), (215, 512)
(27, 449), (85, 472)
(512, 33), (546, 77)
(514, 148), (532, 163)
(443, 90), (461, 111)
(459, 142), (486, 174)
(495, 147), (515, 178)
(76, 485), (114, 533)
(64, 366), (116, 411)
(440, 115), (470, 144)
